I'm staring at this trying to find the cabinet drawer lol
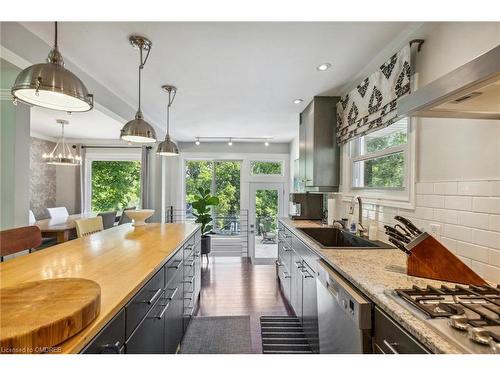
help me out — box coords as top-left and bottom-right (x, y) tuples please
(126, 291), (167, 354)
(165, 250), (183, 287)
(373, 307), (430, 354)
(81, 309), (125, 354)
(126, 268), (164, 338)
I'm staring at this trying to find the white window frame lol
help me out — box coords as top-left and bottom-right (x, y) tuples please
(249, 159), (285, 177)
(84, 148), (142, 214)
(341, 118), (416, 210)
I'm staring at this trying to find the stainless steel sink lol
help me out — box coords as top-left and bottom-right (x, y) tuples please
(297, 227), (390, 249)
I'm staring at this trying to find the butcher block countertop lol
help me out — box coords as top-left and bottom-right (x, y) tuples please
(279, 218), (466, 354)
(0, 223), (199, 354)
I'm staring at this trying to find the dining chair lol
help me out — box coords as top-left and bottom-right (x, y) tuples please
(75, 216), (104, 238)
(118, 206), (136, 225)
(29, 210), (36, 225)
(0, 226), (42, 262)
(98, 211), (117, 230)
(46, 206), (69, 219)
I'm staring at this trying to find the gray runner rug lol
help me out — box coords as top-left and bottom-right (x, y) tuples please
(180, 316), (252, 354)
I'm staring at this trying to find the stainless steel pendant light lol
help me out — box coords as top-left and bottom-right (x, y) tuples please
(156, 85), (179, 156)
(11, 22), (93, 112)
(43, 119), (81, 166)
(120, 36), (157, 143)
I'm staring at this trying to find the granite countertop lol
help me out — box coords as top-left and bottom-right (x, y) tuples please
(279, 218), (463, 354)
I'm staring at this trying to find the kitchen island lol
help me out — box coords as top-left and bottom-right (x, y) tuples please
(0, 223), (201, 354)
(279, 218), (469, 354)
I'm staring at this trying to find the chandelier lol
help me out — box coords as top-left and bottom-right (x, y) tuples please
(43, 119), (81, 166)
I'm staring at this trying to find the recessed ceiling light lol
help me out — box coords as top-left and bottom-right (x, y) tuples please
(316, 63), (332, 71)
(293, 99), (303, 104)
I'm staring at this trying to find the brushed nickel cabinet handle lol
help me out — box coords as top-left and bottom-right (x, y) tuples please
(154, 300), (170, 319)
(142, 288), (162, 304)
(383, 340), (399, 354)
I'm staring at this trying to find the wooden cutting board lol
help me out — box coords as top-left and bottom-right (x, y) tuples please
(0, 278), (101, 354)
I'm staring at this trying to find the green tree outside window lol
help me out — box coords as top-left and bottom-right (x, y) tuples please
(91, 160), (141, 212)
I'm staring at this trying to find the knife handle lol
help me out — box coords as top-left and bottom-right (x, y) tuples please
(388, 238), (411, 255)
(394, 216), (422, 235)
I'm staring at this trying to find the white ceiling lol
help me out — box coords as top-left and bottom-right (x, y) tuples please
(21, 22), (411, 142)
(30, 106), (124, 140)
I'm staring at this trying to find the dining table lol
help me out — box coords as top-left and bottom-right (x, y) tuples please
(35, 213), (94, 243)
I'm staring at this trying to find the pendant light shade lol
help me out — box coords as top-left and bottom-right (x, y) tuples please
(11, 22), (93, 112)
(157, 134), (179, 156)
(43, 119), (81, 166)
(120, 36), (157, 143)
(157, 85), (179, 156)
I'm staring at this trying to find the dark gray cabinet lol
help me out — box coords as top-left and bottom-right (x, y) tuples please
(126, 292), (167, 354)
(81, 309), (126, 354)
(299, 96), (340, 191)
(164, 275), (183, 353)
(290, 248), (303, 317)
(373, 307), (430, 354)
(301, 260), (319, 353)
(125, 268), (164, 338)
(81, 228), (202, 354)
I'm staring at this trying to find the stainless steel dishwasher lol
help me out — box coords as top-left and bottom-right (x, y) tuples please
(316, 260), (372, 353)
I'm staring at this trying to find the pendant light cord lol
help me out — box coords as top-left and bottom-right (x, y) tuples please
(54, 21), (58, 49)
(137, 43), (151, 114)
(166, 89), (177, 136)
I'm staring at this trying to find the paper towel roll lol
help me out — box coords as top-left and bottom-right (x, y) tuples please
(327, 193), (343, 226)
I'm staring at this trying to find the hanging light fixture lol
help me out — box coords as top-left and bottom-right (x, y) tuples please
(11, 22), (93, 112)
(157, 85), (180, 156)
(120, 36), (157, 143)
(43, 119), (81, 166)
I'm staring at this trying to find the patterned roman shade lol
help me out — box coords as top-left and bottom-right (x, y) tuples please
(336, 45), (411, 144)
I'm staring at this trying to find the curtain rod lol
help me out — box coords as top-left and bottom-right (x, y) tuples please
(80, 145), (152, 150)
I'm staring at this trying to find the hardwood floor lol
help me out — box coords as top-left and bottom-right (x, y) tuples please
(196, 256), (293, 353)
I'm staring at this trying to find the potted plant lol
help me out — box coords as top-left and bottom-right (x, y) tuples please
(191, 187), (219, 257)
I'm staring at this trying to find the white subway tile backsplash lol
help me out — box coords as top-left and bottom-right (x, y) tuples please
(480, 264), (500, 284)
(457, 211), (490, 230)
(472, 229), (500, 250)
(433, 209), (458, 224)
(443, 224), (472, 242)
(368, 179), (500, 283)
(416, 194), (445, 208)
(490, 215), (500, 232)
(457, 181), (492, 196)
(472, 197), (500, 214)
(455, 240), (489, 263)
(489, 249), (500, 268)
(433, 182), (458, 195)
(440, 237), (457, 252)
(416, 182), (434, 194)
(492, 181), (500, 197)
(444, 196), (472, 211)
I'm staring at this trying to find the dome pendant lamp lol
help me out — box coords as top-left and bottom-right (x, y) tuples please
(156, 85), (179, 156)
(11, 22), (94, 112)
(120, 36), (157, 143)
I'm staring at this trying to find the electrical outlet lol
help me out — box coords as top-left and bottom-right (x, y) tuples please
(429, 223), (441, 239)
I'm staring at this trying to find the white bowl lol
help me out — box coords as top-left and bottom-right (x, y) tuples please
(124, 209), (155, 227)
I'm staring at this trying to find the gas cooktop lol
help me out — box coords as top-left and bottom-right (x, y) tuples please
(390, 284), (500, 354)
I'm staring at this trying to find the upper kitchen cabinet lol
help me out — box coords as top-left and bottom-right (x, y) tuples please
(299, 96), (341, 191)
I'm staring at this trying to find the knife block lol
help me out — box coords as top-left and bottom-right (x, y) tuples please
(406, 232), (486, 285)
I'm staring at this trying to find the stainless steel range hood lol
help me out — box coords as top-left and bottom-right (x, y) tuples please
(397, 44), (500, 119)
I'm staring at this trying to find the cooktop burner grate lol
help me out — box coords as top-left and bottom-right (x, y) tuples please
(395, 284), (500, 319)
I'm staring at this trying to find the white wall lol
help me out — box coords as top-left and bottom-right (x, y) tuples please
(289, 132), (299, 192)
(56, 166), (80, 215)
(336, 22), (500, 283)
